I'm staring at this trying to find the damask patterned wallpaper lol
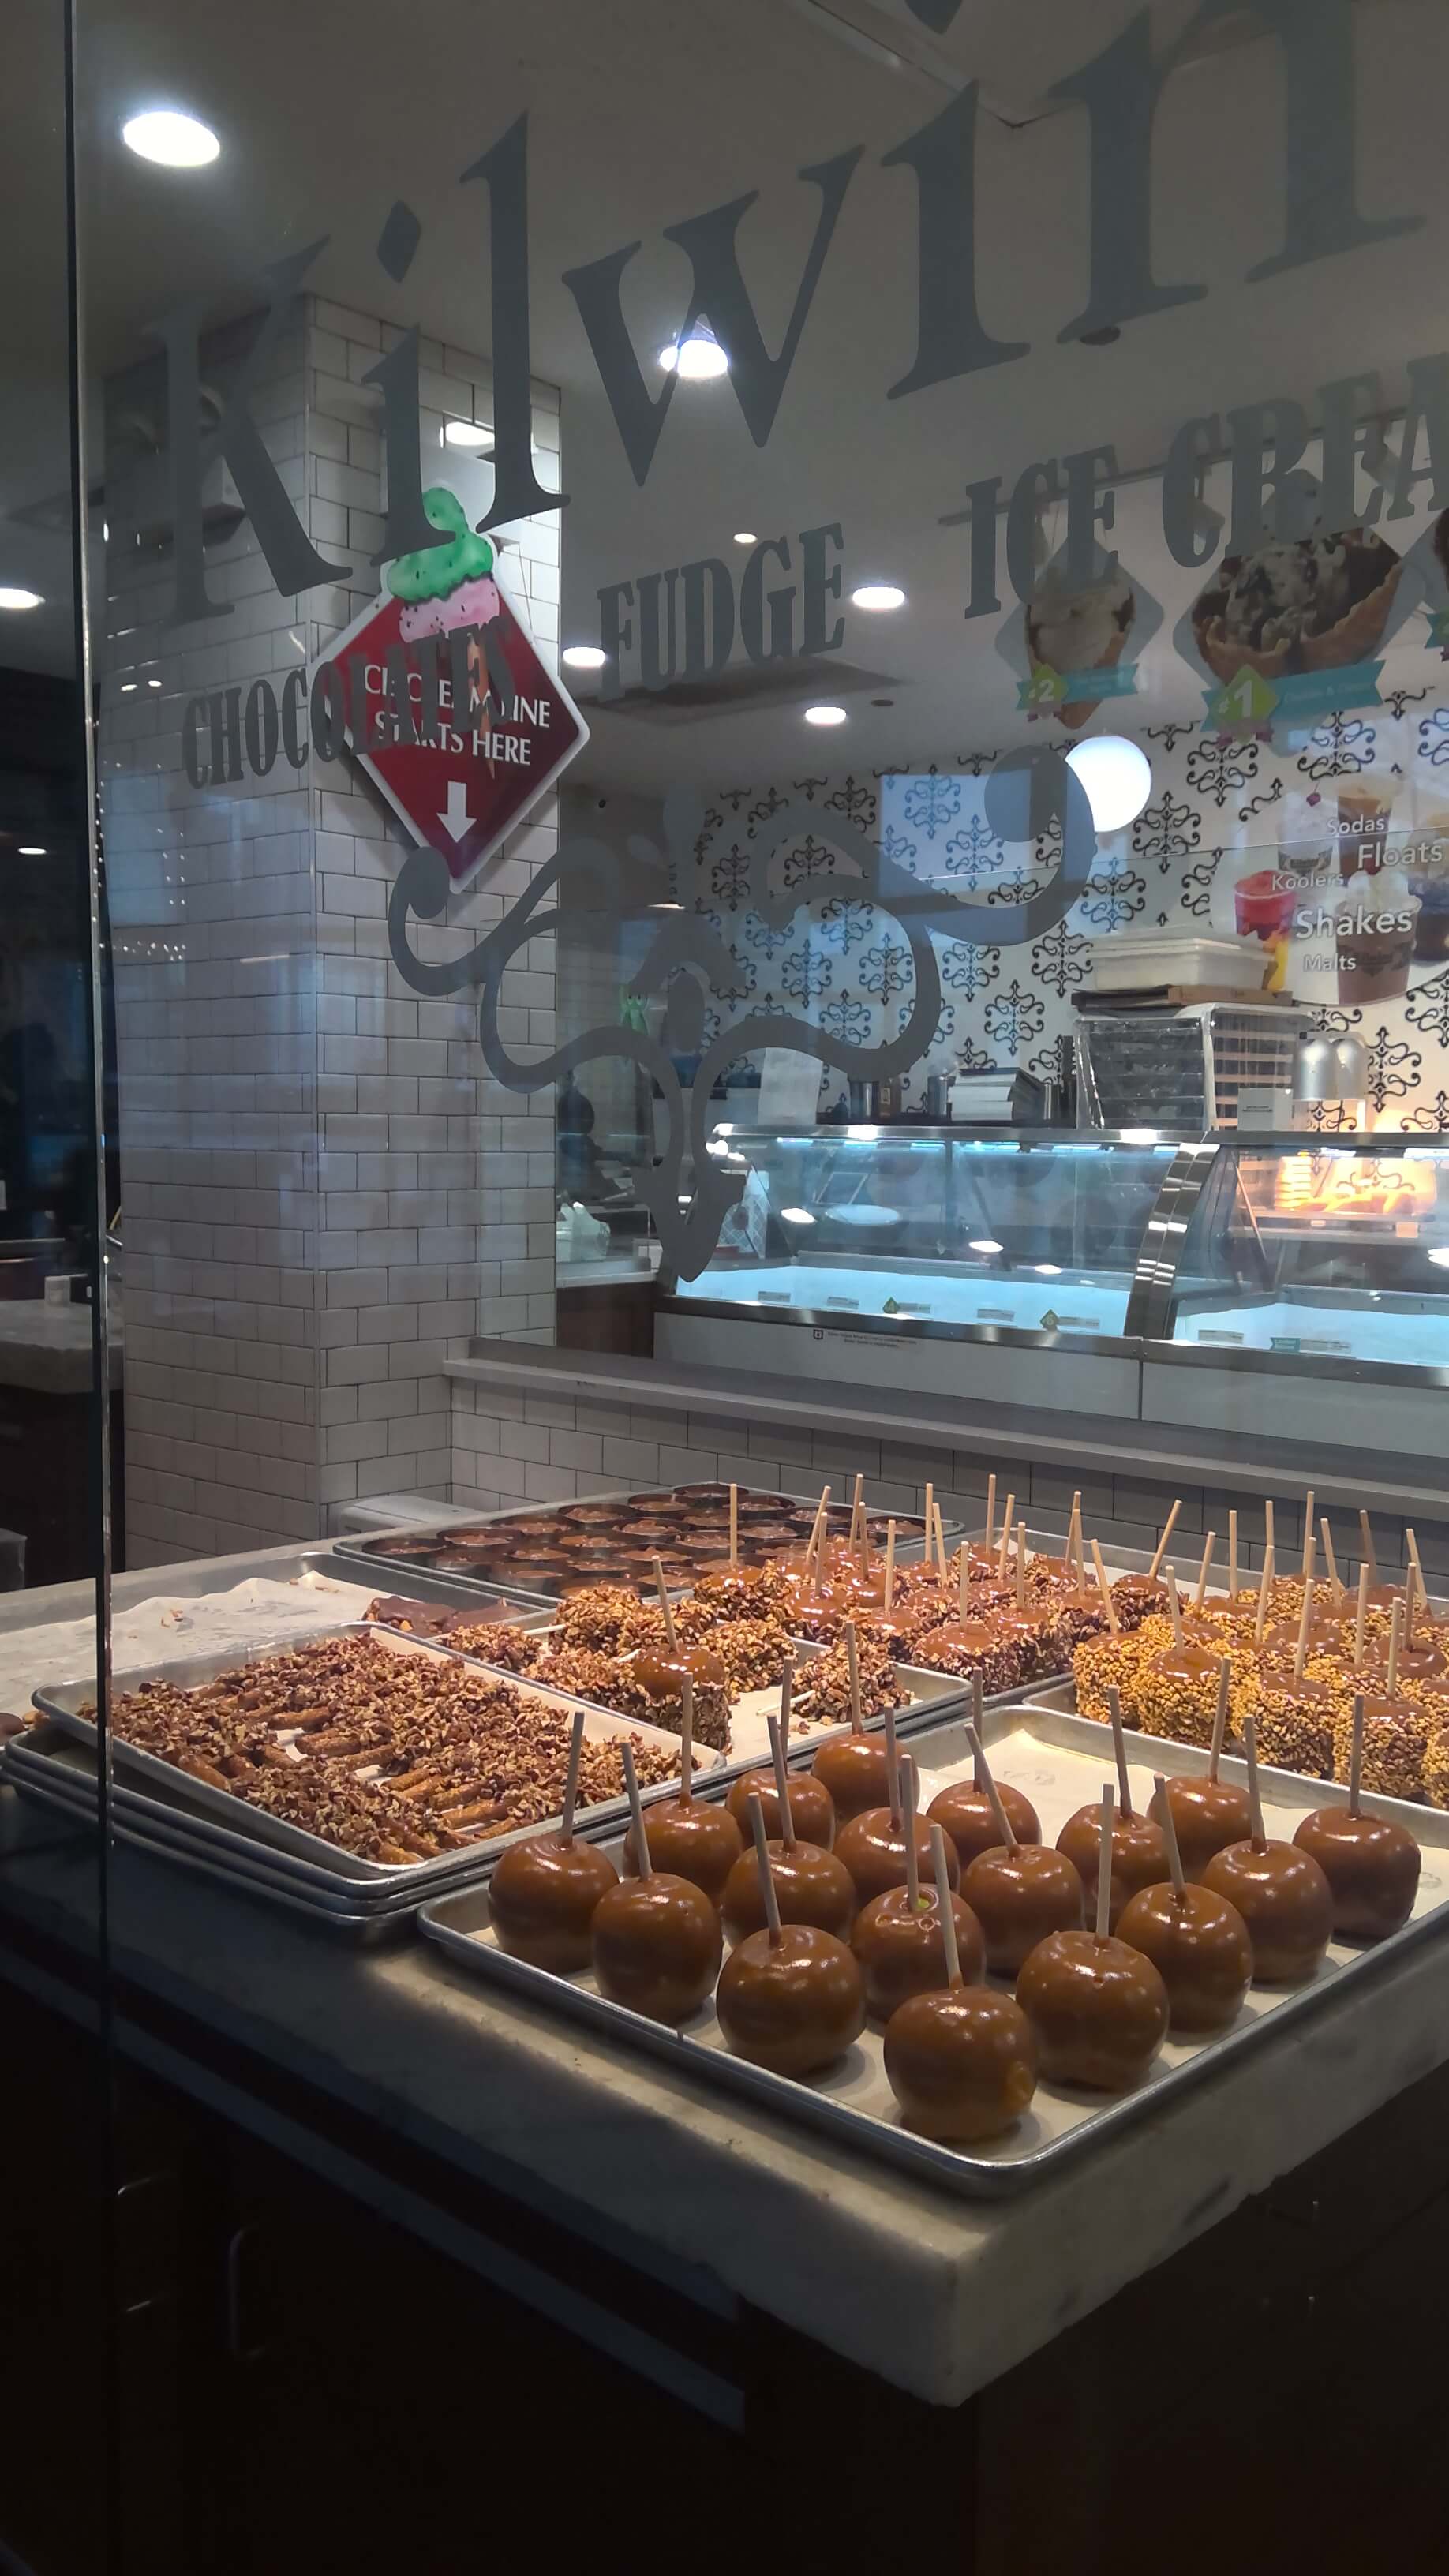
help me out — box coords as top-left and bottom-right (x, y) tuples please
(685, 690), (1449, 1132)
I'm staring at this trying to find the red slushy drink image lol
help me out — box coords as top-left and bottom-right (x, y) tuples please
(1234, 869), (1297, 991)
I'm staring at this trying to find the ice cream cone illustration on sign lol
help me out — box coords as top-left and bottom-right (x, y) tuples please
(1023, 558), (1136, 728)
(323, 484), (588, 890)
(1191, 530), (1402, 684)
(389, 489), (502, 642)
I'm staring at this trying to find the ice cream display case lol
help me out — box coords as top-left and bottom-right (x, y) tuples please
(656, 1130), (1176, 1417)
(1137, 1137), (1449, 1456)
(656, 1130), (1449, 1459)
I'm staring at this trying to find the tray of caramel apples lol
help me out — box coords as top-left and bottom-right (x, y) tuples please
(363, 1479), (1088, 1779)
(418, 1649), (1449, 2199)
(1063, 1500), (1449, 1815)
(22, 1623), (721, 1902)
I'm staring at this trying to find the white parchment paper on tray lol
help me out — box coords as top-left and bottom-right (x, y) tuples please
(0, 1571), (381, 1717)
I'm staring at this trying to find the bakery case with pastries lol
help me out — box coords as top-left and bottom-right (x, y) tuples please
(656, 1126), (1449, 1462)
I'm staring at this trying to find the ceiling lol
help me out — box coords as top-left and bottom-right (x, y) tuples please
(4, 0), (1447, 787)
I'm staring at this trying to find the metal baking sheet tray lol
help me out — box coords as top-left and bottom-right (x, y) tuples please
(5, 1719), (487, 1902)
(30, 1624), (721, 1890)
(331, 1486), (945, 1608)
(420, 1692), (1449, 2202)
(6, 1751), (415, 1945)
(4, 1731), (423, 1927)
(4, 1725), (435, 1914)
(413, 1619), (971, 1783)
(971, 1522), (1449, 1617)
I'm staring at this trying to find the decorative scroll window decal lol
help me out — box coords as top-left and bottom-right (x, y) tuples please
(386, 754), (1097, 1278)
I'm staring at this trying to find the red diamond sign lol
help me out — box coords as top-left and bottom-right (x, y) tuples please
(323, 489), (588, 889)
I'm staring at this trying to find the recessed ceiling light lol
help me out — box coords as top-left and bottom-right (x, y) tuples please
(733, 532), (757, 546)
(804, 705), (848, 727)
(17, 846), (44, 857)
(780, 1208), (816, 1226)
(148, 676), (163, 689)
(0, 586), (42, 612)
(851, 583), (906, 612)
(444, 419), (492, 449)
(658, 320), (728, 380)
(1035, 1263), (1064, 1277)
(1065, 734), (1153, 832)
(120, 681), (137, 693)
(561, 645), (607, 669)
(969, 1238), (1003, 1255)
(122, 108), (220, 167)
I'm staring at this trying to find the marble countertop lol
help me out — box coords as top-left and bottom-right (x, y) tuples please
(0, 1297), (124, 1394)
(2, 1773), (1446, 2407)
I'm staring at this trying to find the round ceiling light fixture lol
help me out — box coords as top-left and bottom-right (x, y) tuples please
(780, 1208), (817, 1226)
(969, 1237), (1003, 1255)
(0, 586), (42, 612)
(122, 108), (220, 167)
(561, 645), (608, 670)
(803, 704), (848, 727)
(17, 845), (45, 857)
(1065, 733), (1153, 833)
(851, 582), (906, 612)
(732, 531), (757, 546)
(658, 319), (729, 380)
(443, 419), (492, 450)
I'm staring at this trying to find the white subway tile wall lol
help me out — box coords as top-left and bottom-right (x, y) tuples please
(449, 1380), (1448, 1582)
(102, 297), (561, 1563)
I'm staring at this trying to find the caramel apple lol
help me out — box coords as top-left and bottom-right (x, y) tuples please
(721, 1842), (856, 1941)
(1055, 1684), (1167, 1928)
(1114, 1883), (1252, 2033)
(623, 1795), (742, 1902)
(490, 1831), (618, 1973)
(488, 1710), (619, 1971)
(590, 1741), (721, 2022)
(885, 1986), (1039, 2141)
(1115, 1777), (1251, 2033)
(836, 1803), (960, 1907)
(1055, 1806), (1168, 1930)
(1292, 1694), (1421, 1941)
(928, 1774), (1041, 1870)
(721, 1717), (858, 1943)
(1199, 1705), (1332, 1985)
(1148, 1775), (1252, 1880)
(953, 1725), (1083, 1974)
(1015, 1927), (1169, 2091)
(852, 1755), (983, 2019)
(717, 1923), (865, 2074)
(726, 1767), (835, 1849)
(882, 1823), (1039, 2143)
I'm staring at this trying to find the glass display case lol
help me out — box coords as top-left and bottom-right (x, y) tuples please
(1146, 1139), (1449, 1378)
(662, 1129), (1176, 1339)
(657, 1129), (1449, 1453)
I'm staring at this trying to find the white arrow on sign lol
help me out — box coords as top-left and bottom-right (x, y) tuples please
(437, 779), (472, 841)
